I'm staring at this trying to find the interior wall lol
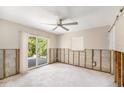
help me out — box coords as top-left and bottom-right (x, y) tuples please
(0, 19), (57, 49)
(114, 12), (124, 52)
(0, 19), (20, 49)
(0, 19), (57, 73)
(108, 9), (124, 87)
(20, 31), (28, 73)
(109, 11), (124, 52)
(56, 26), (109, 49)
(109, 26), (115, 50)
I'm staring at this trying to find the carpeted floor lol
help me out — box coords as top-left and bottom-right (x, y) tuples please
(0, 63), (114, 87)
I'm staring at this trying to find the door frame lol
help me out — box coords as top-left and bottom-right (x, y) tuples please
(27, 34), (49, 70)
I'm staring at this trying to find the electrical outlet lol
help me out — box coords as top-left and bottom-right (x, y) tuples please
(93, 61), (97, 66)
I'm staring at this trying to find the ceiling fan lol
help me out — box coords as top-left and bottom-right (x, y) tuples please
(41, 18), (78, 31)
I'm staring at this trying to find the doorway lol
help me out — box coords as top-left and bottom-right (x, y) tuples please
(27, 35), (48, 69)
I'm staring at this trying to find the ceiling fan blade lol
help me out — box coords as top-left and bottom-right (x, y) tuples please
(52, 26), (58, 31)
(41, 23), (57, 26)
(61, 26), (69, 31)
(62, 22), (78, 25)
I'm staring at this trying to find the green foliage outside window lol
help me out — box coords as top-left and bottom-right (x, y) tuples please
(28, 37), (47, 57)
(37, 39), (47, 57)
(28, 37), (36, 57)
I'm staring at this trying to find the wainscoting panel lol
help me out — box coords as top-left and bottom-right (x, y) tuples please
(86, 49), (92, 69)
(53, 48), (57, 62)
(49, 48), (124, 87)
(0, 49), (20, 80)
(122, 53), (124, 86)
(74, 51), (79, 66)
(115, 51), (117, 84)
(60, 49), (65, 63)
(49, 48), (113, 74)
(57, 48), (61, 62)
(50, 48), (54, 63)
(101, 50), (111, 72)
(111, 51), (114, 75)
(117, 52), (121, 87)
(65, 49), (69, 64)
(69, 50), (73, 65)
(114, 51), (124, 87)
(93, 50), (100, 70)
(79, 51), (85, 67)
(0, 50), (4, 79)
(5, 50), (16, 77)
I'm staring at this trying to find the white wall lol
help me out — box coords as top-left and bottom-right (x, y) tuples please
(109, 11), (124, 52)
(20, 31), (28, 73)
(0, 19), (57, 49)
(0, 19), (57, 73)
(56, 26), (109, 49)
(114, 12), (124, 52)
(109, 27), (115, 50)
(0, 19), (20, 49)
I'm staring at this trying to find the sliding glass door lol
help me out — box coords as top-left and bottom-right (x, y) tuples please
(28, 35), (48, 69)
(28, 36), (37, 68)
(37, 38), (47, 66)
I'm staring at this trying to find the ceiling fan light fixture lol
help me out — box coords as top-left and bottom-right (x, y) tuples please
(41, 18), (78, 31)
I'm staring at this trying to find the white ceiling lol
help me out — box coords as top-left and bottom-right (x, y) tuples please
(0, 6), (121, 34)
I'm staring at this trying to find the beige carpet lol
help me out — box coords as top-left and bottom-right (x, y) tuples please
(0, 63), (114, 87)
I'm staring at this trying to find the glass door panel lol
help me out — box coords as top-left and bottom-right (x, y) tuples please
(37, 38), (47, 66)
(28, 36), (36, 68)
